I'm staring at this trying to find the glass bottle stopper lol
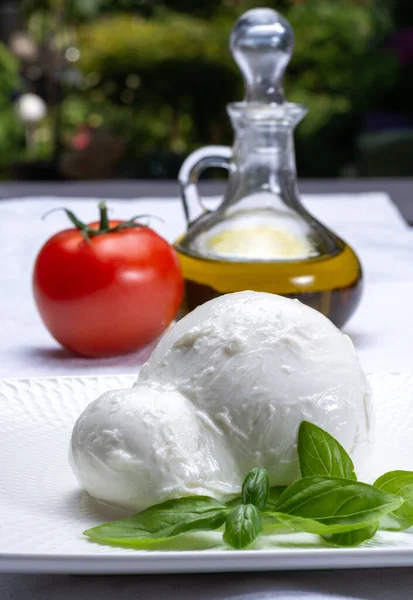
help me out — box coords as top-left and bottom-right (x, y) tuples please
(230, 8), (294, 105)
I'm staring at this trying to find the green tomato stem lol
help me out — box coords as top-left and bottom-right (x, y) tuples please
(99, 202), (109, 231)
(42, 202), (157, 240)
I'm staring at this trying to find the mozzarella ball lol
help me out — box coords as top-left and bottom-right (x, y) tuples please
(71, 291), (373, 510)
(138, 292), (373, 484)
(70, 383), (241, 511)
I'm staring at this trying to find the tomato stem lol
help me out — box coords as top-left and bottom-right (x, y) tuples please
(99, 202), (109, 232)
(42, 203), (160, 240)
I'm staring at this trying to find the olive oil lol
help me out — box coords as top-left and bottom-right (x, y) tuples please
(176, 241), (362, 328)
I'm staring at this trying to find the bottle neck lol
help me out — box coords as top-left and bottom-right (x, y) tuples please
(224, 123), (302, 211)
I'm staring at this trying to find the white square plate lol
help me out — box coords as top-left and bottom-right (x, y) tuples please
(1, 373), (413, 574)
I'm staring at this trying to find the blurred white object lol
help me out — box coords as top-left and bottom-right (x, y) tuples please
(9, 32), (38, 62)
(15, 93), (47, 125)
(65, 47), (80, 62)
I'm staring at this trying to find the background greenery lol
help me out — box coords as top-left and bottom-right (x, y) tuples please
(0, 43), (25, 164)
(1, 0), (411, 178)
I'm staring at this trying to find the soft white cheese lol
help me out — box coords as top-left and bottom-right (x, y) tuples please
(70, 383), (241, 511)
(70, 291), (374, 511)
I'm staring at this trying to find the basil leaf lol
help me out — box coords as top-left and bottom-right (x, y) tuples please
(84, 496), (229, 548)
(275, 476), (403, 530)
(374, 470), (413, 531)
(242, 467), (270, 510)
(223, 504), (261, 550)
(265, 486), (287, 511)
(228, 486), (286, 511)
(273, 512), (374, 535)
(227, 496), (241, 508)
(257, 488), (290, 532)
(323, 522), (379, 547)
(261, 513), (292, 534)
(298, 421), (356, 480)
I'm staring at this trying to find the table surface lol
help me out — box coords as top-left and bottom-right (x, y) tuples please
(1, 180), (413, 599)
(1, 177), (413, 224)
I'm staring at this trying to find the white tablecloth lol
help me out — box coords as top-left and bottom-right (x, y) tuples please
(1, 191), (413, 598)
(1, 192), (413, 376)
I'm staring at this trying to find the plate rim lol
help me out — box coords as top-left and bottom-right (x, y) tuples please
(2, 546), (413, 574)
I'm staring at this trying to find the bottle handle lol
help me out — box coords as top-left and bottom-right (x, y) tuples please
(178, 145), (232, 224)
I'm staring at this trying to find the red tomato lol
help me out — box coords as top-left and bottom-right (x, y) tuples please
(33, 208), (183, 358)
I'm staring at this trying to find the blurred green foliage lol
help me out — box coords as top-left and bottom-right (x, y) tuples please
(1, 0), (404, 177)
(0, 42), (19, 92)
(75, 12), (237, 153)
(0, 44), (25, 176)
(284, 1), (397, 175)
(70, 0), (397, 176)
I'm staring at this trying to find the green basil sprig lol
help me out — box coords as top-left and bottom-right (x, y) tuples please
(298, 421), (356, 480)
(241, 466), (270, 510)
(274, 476), (402, 534)
(374, 471), (413, 531)
(83, 421), (413, 551)
(323, 522), (380, 547)
(223, 504), (261, 549)
(84, 496), (229, 548)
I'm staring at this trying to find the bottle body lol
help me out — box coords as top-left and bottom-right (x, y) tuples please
(176, 105), (363, 328)
(176, 237), (362, 328)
